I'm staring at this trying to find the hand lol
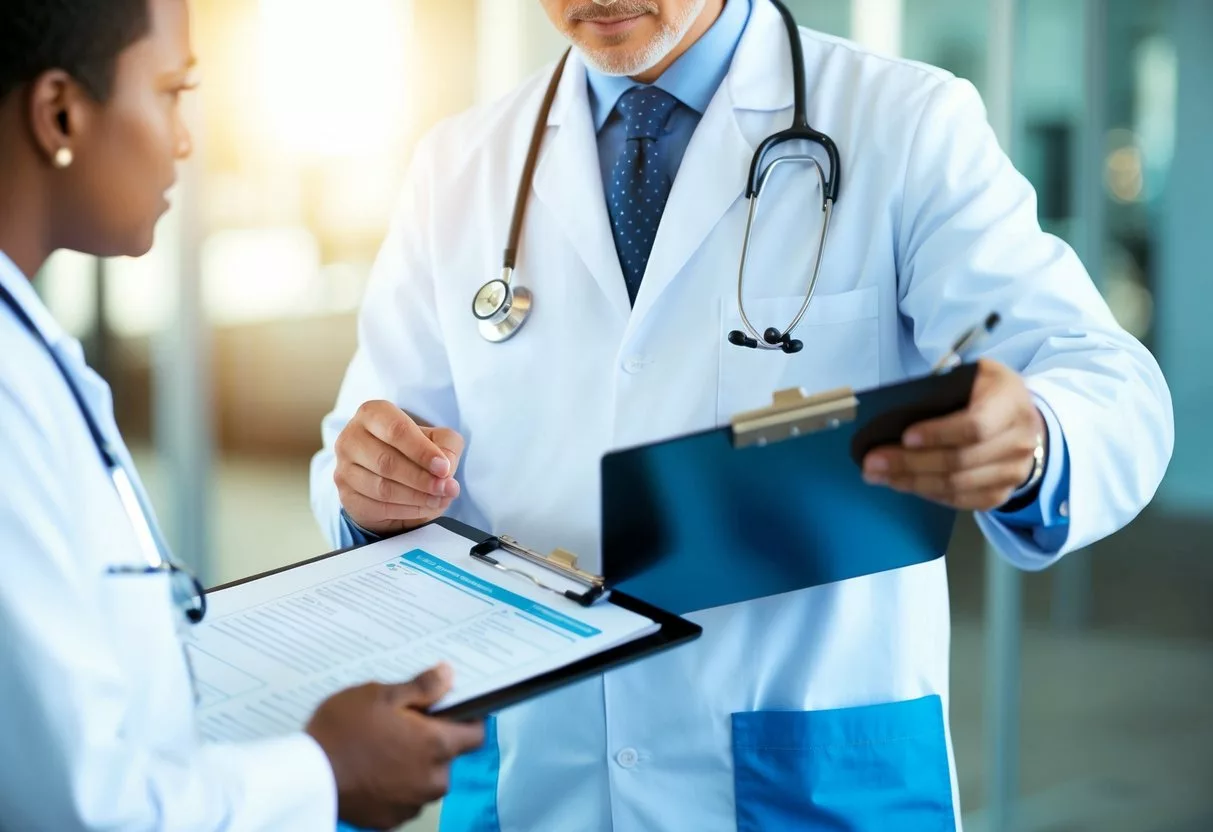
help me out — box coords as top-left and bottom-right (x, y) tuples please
(306, 664), (485, 830)
(861, 359), (1045, 512)
(333, 401), (465, 536)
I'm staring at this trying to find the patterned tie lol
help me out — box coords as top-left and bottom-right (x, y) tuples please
(606, 86), (680, 304)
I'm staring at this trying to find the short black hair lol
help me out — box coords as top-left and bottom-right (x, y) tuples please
(0, 0), (152, 102)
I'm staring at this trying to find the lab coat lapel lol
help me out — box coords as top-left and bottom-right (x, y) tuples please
(533, 55), (632, 323)
(627, 0), (794, 331)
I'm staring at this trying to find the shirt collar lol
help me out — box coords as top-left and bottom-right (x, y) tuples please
(0, 250), (68, 347)
(585, 0), (752, 131)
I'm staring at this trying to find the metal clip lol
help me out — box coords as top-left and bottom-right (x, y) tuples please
(730, 386), (858, 448)
(470, 535), (605, 606)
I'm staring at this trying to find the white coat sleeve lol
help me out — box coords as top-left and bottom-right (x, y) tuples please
(895, 77), (1174, 568)
(310, 131), (461, 549)
(0, 386), (336, 831)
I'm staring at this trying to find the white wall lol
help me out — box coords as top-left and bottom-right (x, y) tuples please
(476, 0), (566, 104)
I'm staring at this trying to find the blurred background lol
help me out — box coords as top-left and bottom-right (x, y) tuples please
(31, 0), (1211, 829)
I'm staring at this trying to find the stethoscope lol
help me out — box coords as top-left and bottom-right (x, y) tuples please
(472, 0), (841, 354)
(0, 281), (207, 626)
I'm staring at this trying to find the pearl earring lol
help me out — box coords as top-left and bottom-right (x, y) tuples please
(53, 147), (74, 169)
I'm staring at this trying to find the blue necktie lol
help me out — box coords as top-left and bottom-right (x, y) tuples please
(606, 86), (680, 304)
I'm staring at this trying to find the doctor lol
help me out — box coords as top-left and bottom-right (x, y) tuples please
(0, 0), (483, 829)
(312, 0), (1173, 828)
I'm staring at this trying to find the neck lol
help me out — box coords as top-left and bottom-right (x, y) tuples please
(0, 101), (54, 280)
(632, 0), (726, 84)
(0, 208), (51, 282)
(0, 165), (52, 282)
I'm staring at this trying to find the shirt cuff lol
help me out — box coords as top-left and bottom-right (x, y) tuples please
(340, 508), (384, 547)
(990, 395), (1071, 549)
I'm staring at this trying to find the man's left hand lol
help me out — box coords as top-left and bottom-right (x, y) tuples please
(862, 359), (1045, 512)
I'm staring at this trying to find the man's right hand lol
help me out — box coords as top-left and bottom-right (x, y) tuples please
(333, 400), (465, 537)
(306, 664), (485, 830)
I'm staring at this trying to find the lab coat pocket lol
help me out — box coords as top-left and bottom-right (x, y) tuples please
(717, 285), (881, 424)
(731, 696), (955, 832)
(440, 714), (501, 832)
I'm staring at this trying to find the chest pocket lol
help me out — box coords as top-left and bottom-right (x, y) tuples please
(717, 285), (881, 424)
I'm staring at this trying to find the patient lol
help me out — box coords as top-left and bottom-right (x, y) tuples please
(0, 0), (482, 829)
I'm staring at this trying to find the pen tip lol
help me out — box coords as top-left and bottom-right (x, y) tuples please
(985, 312), (1001, 331)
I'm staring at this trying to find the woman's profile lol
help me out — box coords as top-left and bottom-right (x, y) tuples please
(0, 1), (482, 829)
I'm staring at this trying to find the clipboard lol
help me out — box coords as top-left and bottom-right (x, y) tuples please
(438, 519), (701, 720)
(597, 363), (979, 614)
(206, 516), (702, 723)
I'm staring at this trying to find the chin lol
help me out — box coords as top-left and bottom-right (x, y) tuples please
(64, 216), (159, 260)
(108, 227), (158, 259)
(127, 233), (156, 258)
(578, 26), (671, 76)
(582, 42), (662, 76)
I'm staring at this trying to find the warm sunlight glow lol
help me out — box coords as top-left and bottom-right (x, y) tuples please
(258, 0), (409, 159)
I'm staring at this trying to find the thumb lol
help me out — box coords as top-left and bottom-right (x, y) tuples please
(423, 426), (465, 468)
(389, 663), (454, 710)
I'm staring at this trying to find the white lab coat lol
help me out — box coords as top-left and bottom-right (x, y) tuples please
(311, 2), (1173, 829)
(0, 252), (336, 830)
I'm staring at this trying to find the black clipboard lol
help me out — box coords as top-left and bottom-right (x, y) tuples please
(597, 363), (979, 614)
(207, 516), (702, 722)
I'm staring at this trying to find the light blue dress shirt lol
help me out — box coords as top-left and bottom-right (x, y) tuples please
(585, 0), (752, 192)
(341, 0), (1068, 548)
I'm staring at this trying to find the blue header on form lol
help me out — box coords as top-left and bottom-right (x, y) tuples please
(401, 550), (601, 638)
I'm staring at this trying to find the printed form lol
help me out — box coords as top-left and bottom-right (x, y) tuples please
(185, 523), (657, 742)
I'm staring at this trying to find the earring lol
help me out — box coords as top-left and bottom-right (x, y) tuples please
(53, 147), (74, 169)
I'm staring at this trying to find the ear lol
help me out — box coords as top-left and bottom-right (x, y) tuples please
(26, 70), (93, 167)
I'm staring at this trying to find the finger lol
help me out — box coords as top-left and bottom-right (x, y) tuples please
(388, 663), (454, 709)
(433, 720), (487, 759)
(886, 485), (1014, 513)
(424, 766), (451, 802)
(338, 462), (461, 511)
(901, 397), (1015, 449)
(424, 426), (466, 476)
(343, 429), (456, 498)
(336, 488), (454, 527)
(864, 429), (1031, 478)
(359, 402), (451, 477)
(883, 461), (1029, 508)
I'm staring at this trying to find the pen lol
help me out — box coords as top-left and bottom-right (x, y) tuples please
(931, 312), (1000, 374)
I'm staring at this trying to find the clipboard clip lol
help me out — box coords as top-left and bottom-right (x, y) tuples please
(470, 535), (606, 607)
(730, 386), (859, 449)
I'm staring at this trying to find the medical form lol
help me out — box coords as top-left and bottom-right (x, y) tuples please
(185, 523), (661, 741)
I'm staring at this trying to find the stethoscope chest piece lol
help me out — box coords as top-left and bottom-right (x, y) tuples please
(474, 270), (532, 343)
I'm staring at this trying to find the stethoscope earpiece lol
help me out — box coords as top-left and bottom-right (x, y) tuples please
(728, 328), (802, 353)
(765, 328), (804, 353)
(728, 330), (759, 349)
